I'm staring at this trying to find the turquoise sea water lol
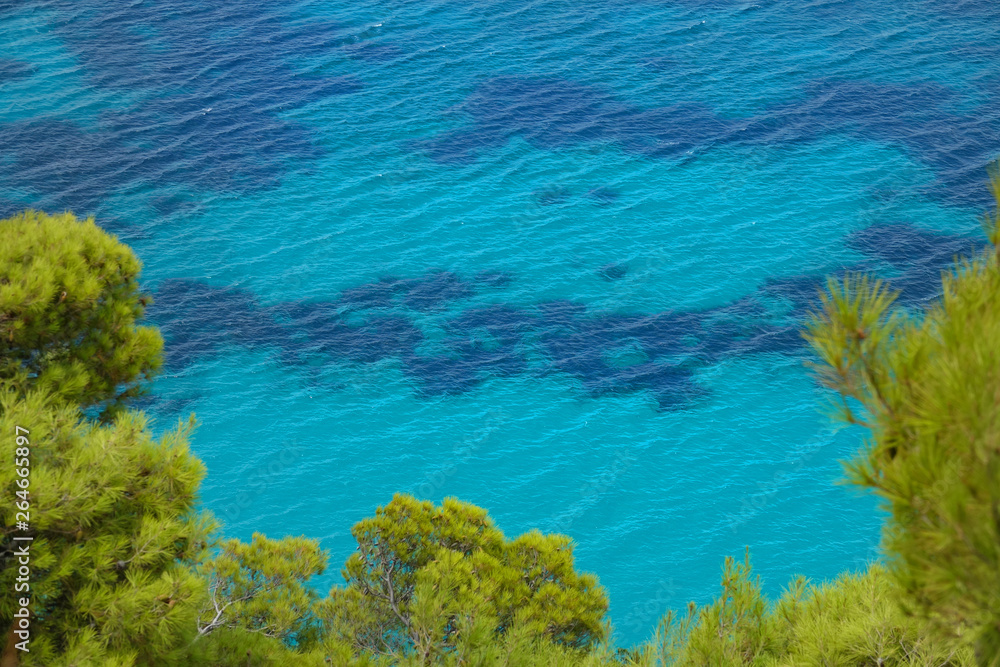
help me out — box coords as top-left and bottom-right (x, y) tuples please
(2, 0), (999, 645)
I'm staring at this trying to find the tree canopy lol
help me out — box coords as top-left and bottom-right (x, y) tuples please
(642, 552), (973, 667)
(198, 532), (328, 646)
(0, 211), (162, 416)
(323, 494), (610, 663)
(0, 390), (213, 666)
(806, 171), (1000, 665)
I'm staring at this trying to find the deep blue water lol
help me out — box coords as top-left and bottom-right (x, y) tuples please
(2, 0), (999, 646)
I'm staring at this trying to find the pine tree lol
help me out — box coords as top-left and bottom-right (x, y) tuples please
(322, 494), (609, 663)
(197, 532), (328, 646)
(0, 211), (162, 418)
(0, 390), (215, 666)
(805, 169), (1000, 665)
(641, 554), (973, 667)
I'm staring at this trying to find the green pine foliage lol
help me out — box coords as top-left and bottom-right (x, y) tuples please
(647, 550), (781, 666)
(383, 621), (623, 667)
(186, 627), (329, 666)
(634, 553), (973, 667)
(0, 211), (162, 417)
(805, 171), (1000, 664)
(197, 533), (328, 647)
(321, 494), (610, 664)
(0, 389), (214, 666)
(771, 564), (972, 666)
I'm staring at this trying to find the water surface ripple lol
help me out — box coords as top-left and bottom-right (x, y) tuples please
(2, 0), (999, 645)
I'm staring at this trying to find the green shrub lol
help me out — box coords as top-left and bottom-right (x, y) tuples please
(639, 554), (973, 667)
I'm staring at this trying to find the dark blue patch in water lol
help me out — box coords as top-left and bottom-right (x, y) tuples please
(0, 1), (361, 218)
(532, 295), (810, 409)
(150, 194), (203, 218)
(447, 305), (537, 347)
(598, 263), (629, 281)
(759, 275), (826, 315)
(401, 271), (477, 311)
(534, 185), (573, 206)
(587, 187), (620, 204)
(536, 300), (590, 328)
(322, 315), (423, 363)
(395, 305), (536, 396)
(535, 309), (707, 409)
(748, 79), (1000, 208)
(145, 224), (989, 409)
(338, 277), (409, 311)
(335, 271), (478, 312)
(0, 119), (149, 215)
(401, 355), (481, 396)
(0, 59), (33, 82)
(280, 301), (424, 363)
(847, 221), (986, 269)
(0, 199), (24, 218)
(419, 76), (1000, 207)
(847, 222), (988, 305)
(415, 77), (733, 164)
(146, 279), (291, 370)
